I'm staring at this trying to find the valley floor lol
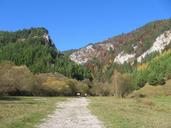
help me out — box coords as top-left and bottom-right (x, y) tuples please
(89, 96), (171, 128)
(0, 96), (66, 128)
(0, 96), (171, 128)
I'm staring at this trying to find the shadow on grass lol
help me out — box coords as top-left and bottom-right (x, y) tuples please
(0, 96), (40, 105)
(0, 96), (21, 101)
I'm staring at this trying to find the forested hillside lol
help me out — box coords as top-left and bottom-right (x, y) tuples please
(0, 28), (92, 80)
(67, 19), (171, 82)
(61, 18), (171, 97)
(134, 50), (171, 87)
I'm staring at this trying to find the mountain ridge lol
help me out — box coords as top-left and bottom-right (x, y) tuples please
(66, 18), (171, 66)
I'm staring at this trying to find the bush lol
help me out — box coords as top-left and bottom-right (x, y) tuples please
(90, 83), (103, 96)
(0, 62), (90, 96)
(166, 65), (171, 80)
(111, 71), (134, 97)
(35, 73), (89, 96)
(90, 82), (114, 96)
(0, 61), (37, 95)
(89, 72), (134, 97)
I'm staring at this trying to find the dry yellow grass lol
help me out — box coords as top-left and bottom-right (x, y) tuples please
(89, 96), (171, 128)
(137, 63), (148, 71)
(129, 79), (171, 98)
(0, 96), (66, 128)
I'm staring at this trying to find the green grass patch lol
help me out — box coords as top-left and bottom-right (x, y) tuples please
(89, 96), (171, 128)
(0, 96), (66, 128)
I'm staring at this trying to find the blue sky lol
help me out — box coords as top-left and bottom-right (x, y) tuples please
(0, 0), (171, 51)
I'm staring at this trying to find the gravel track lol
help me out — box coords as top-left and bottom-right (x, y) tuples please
(37, 97), (104, 128)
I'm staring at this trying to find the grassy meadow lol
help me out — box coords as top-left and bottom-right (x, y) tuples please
(0, 96), (66, 128)
(89, 96), (171, 128)
(1, 95), (171, 128)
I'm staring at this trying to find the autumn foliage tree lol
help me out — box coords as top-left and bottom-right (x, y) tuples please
(111, 71), (134, 97)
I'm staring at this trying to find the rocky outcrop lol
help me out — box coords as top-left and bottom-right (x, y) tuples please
(137, 30), (171, 62)
(70, 43), (114, 64)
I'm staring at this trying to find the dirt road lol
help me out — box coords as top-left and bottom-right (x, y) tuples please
(37, 97), (104, 128)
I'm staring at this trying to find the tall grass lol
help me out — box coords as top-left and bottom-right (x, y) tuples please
(89, 96), (171, 128)
(0, 96), (66, 128)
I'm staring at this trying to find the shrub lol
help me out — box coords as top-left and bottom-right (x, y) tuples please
(89, 71), (134, 97)
(35, 73), (89, 96)
(0, 61), (37, 95)
(111, 71), (134, 97)
(0, 62), (90, 96)
(166, 65), (171, 80)
(90, 83), (103, 96)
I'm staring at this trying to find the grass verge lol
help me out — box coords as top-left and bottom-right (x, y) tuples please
(0, 96), (66, 128)
(89, 96), (171, 128)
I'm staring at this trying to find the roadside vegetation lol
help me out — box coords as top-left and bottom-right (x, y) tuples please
(0, 96), (66, 128)
(89, 96), (171, 128)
